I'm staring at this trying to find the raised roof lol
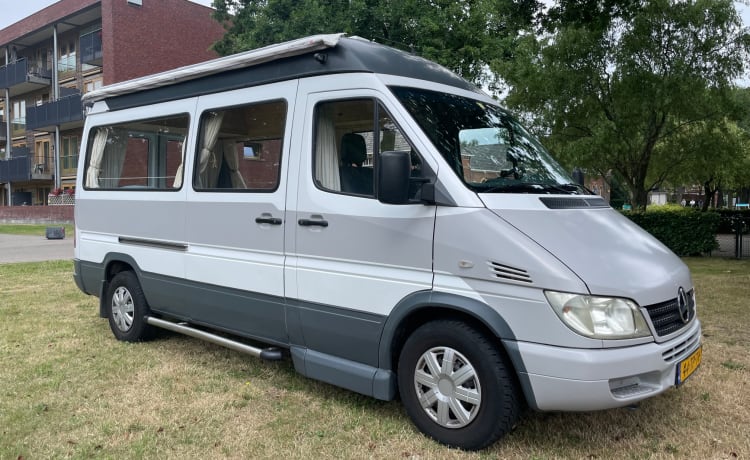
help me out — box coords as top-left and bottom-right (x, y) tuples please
(83, 34), (481, 111)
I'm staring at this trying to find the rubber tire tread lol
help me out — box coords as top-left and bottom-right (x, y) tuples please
(106, 271), (155, 342)
(397, 320), (521, 450)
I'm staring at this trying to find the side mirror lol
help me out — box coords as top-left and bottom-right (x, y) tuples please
(378, 150), (411, 204)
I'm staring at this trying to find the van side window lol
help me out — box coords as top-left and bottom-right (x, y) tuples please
(194, 100), (286, 191)
(84, 114), (188, 189)
(314, 99), (414, 197)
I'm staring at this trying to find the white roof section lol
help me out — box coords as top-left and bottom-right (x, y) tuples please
(82, 33), (344, 105)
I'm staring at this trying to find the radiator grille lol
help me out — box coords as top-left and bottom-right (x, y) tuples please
(644, 290), (695, 337)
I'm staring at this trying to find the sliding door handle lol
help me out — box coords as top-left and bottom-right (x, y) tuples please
(298, 218), (328, 227)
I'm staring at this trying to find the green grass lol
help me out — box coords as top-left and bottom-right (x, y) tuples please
(0, 258), (748, 459)
(0, 223), (74, 236)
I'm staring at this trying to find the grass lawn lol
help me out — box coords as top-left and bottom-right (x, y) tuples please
(0, 258), (748, 459)
(0, 223), (74, 237)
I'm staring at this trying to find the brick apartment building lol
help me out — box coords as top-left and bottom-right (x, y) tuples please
(0, 0), (225, 206)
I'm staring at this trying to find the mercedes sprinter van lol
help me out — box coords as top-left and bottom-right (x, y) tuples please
(74, 34), (702, 450)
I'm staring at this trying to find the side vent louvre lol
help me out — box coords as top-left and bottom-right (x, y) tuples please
(488, 261), (533, 284)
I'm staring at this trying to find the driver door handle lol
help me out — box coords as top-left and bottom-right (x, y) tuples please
(255, 216), (282, 225)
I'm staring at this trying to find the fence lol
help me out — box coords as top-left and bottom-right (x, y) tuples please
(715, 215), (750, 259)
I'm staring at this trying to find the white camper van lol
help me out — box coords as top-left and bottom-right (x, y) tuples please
(74, 34), (702, 450)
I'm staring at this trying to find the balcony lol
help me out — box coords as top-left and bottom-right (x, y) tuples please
(0, 58), (52, 97)
(0, 148), (32, 183)
(80, 29), (103, 67)
(27, 93), (83, 131)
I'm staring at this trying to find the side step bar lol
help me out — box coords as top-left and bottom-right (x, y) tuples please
(145, 316), (283, 361)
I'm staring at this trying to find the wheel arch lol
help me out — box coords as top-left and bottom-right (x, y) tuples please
(97, 253), (144, 318)
(378, 290), (535, 408)
(378, 291), (517, 370)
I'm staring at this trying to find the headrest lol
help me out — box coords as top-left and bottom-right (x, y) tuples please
(340, 133), (367, 166)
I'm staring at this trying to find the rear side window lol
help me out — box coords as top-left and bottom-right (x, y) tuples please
(193, 100), (286, 192)
(83, 114), (189, 190)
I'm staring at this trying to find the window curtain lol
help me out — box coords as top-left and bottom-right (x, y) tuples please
(99, 131), (128, 188)
(223, 140), (246, 189)
(173, 137), (186, 188)
(85, 127), (109, 188)
(315, 106), (340, 191)
(197, 112), (224, 188)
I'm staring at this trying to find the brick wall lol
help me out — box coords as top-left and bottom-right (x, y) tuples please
(0, 206), (74, 224)
(102, 0), (226, 85)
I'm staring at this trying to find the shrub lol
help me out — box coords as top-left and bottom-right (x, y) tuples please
(711, 209), (750, 234)
(622, 206), (720, 256)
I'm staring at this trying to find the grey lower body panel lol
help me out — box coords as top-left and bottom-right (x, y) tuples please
(291, 346), (396, 400)
(76, 256), (393, 398)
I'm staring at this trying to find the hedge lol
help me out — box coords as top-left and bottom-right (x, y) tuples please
(710, 209), (750, 234)
(622, 206), (720, 256)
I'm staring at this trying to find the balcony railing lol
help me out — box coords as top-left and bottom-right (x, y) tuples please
(11, 120), (26, 137)
(26, 93), (84, 131)
(0, 58), (52, 96)
(0, 148), (32, 182)
(80, 29), (103, 67)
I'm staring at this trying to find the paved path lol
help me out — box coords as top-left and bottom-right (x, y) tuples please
(0, 233), (73, 264)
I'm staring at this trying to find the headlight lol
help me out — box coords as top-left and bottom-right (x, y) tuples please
(545, 291), (652, 339)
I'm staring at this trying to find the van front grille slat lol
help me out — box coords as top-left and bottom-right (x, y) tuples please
(644, 290), (695, 338)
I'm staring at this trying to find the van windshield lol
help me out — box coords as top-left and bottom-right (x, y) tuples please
(390, 86), (586, 195)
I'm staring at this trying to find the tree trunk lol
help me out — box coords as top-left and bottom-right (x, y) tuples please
(702, 181), (714, 212)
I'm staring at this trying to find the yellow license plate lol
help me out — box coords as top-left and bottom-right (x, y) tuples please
(677, 346), (702, 385)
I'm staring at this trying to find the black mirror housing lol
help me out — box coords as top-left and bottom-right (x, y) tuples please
(378, 150), (411, 204)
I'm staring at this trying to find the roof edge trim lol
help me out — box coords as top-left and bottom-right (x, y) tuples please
(82, 33), (344, 105)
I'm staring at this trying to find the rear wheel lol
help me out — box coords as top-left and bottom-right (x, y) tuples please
(106, 271), (154, 342)
(397, 320), (521, 450)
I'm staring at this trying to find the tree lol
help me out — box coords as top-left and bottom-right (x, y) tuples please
(210, 0), (538, 88)
(498, 0), (750, 210)
(661, 119), (749, 210)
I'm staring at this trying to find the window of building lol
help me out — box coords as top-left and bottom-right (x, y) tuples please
(35, 139), (50, 172)
(12, 100), (26, 123)
(84, 114), (189, 190)
(193, 100), (286, 191)
(58, 41), (77, 73)
(11, 100), (26, 136)
(313, 99), (414, 197)
(83, 79), (103, 94)
(62, 135), (79, 170)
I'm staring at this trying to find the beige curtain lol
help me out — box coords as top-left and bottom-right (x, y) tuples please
(315, 106), (340, 191)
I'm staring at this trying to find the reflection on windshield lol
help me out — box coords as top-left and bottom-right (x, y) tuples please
(390, 86), (587, 195)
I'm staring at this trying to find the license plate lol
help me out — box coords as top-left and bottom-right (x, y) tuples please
(676, 346), (702, 385)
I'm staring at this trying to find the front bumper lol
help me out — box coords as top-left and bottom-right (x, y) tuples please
(507, 319), (702, 411)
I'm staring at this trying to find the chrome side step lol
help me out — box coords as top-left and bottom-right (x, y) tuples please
(145, 316), (283, 360)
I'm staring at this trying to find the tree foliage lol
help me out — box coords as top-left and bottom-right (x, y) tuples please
(210, 0), (538, 88)
(498, 0), (750, 210)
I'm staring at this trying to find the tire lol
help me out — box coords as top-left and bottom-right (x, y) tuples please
(105, 271), (155, 342)
(397, 320), (521, 450)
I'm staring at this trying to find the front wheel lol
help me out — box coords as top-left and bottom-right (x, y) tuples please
(397, 320), (521, 450)
(106, 271), (155, 342)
